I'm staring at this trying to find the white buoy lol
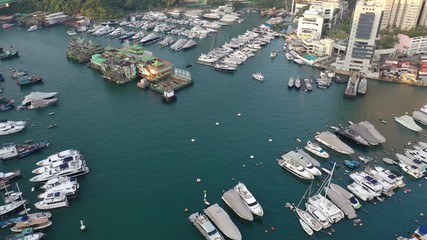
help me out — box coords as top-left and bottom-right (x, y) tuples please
(215, 122), (219, 126)
(237, 113), (241, 116)
(196, 178), (201, 183)
(242, 164), (246, 168)
(203, 192), (207, 199)
(268, 138), (273, 142)
(31, 187), (34, 192)
(191, 138), (195, 142)
(80, 220), (86, 231)
(250, 155), (254, 159)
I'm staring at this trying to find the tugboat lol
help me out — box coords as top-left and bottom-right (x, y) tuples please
(162, 90), (177, 103)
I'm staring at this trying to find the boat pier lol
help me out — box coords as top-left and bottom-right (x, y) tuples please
(344, 72), (359, 98)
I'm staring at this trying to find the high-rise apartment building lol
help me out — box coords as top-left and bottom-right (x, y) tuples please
(376, 0), (423, 30)
(335, 0), (383, 73)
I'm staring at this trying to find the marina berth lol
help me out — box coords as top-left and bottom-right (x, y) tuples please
(221, 189), (253, 221)
(412, 111), (427, 125)
(188, 212), (225, 240)
(34, 192), (69, 210)
(358, 121), (386, 143)
(233, 182), (263, 217)
(277, 156), (314, 180)
(336, 127), (370, 146)
(304, 140), (329, 158)
(394, 115), (422, 132)
(296, 149), (321, 167)
(204, 203), (242, 240)
(329, 183), (361, 210)
(348, 123), (380, 146)
(324, 187), (357, 219)
(36, 149), (81, 166)
(284, 151), (321, 176)
(0, 120), (26, 136)
(304, 203), (331, 229)
(314, 132), (355, 155)
(294, 207), (323, 231)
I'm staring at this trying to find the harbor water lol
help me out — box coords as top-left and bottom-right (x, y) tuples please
(1, 13), (427, 240)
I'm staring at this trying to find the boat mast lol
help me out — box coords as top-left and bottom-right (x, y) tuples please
(315, 163), (336, 196)
(296, 181), (313, 207)
(15, 183), (29, 215)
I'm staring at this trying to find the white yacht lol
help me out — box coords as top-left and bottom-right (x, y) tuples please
(364, 166), (399, 193)
(252, 72), (264, 81)
(204, 204), (241, 240)
(420, 104), (427, 115)
(41, 176), (76, 190)
(197, 54), (218, 65)
(304, 140), (329, 158)
(394, 115), (422, 132)
(4, 190), (23, 204)
(32, 156), (80, 174)
(22, 92), (57, 106)
(284, 151), (321, 176)
(405, 148), (427, 164)
(399, 163), (424, 179)
(297, 149), (321, 167)
(34, 192), (69, 210)
(29, 159), (89, 182)
(396, 153), (427, 171)
(38, 181), (79, 199)
(304, 203), (331, 229)
(188, 212), (225, 240)
(412, 111), (427, 125)
(0, 200), (26, 216)
(295, 207), (322, 231)
(36, 149), (81, 166)
(329, 183), (362, 210)
(314, 132), (354, 155)
(0, 120), (26, 136)
(277, 156), (314, 180)
(307, 194), (344, 224)
(349, 172), (384, 197)
(374, 166), (405, 188)
(347, 182), (375, 201)
(270, 50), (278, 58)
(0, 144), (18, 160)
(233, 182), (263, 217)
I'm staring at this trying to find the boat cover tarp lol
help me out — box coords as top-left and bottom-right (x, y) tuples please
(330, 183), (355, 199)
(348, 124), (379, 145)
(325, 187), (357, 219)
(358, 121), (386, 143)
(395, 115), (422, 132)
(222, 189), (253, 221)
(316, 132), (354, 154)
(297, 149), (320, 167)
(22, 92), (58, 105)
(204, 203), (242, 240)
(419, 225), (427, 235)
(412, 111), (427, 125)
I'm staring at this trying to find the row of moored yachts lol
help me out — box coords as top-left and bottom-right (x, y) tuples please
(0, 149), (89, 240)
(189, 182), (263, 240)
(197, 27), (280, 72)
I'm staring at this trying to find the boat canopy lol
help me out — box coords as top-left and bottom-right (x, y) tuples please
(22, 92), (58, 105)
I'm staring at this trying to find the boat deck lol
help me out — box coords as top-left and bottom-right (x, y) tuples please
(344, 72), (359, 98)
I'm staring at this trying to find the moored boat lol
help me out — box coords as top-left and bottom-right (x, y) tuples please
(304, 140), (329, 158)
(288, 76), (295, 88)
(394, 115), (422, 132)
(277, 156), (314, 180)
(5, 227), (45, 240)
(357, 78), (367, 94)
(36, 149), (81, 166)
(188, 212), (225, 240)
(204, 204), (241, 240)
(252, 72), (264, 81)
(233, 182), (263, 217)
(329, 183), (361, 210)
(299, 218), (313, 236)
(221, 189), (253, 221)
(294, 207), (322, 231)
(314, 132), (354, 155)
(34, 192), (69, 210)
